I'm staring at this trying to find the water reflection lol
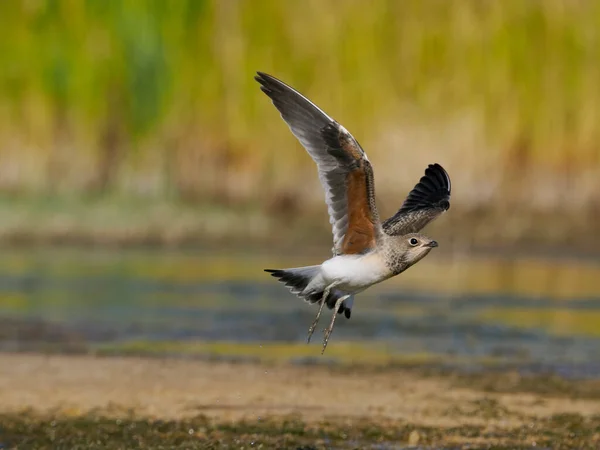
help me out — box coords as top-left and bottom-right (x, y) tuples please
(0, 247), (598, 374)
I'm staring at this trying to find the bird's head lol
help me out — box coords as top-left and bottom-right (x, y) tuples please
(397, 233), (438, 267)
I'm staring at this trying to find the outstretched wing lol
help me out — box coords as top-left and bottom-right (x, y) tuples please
(383, 163), (451, 235)
(255, 72), (380, 255)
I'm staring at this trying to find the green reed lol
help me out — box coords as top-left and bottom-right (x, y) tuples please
(0, 0), (598, 212)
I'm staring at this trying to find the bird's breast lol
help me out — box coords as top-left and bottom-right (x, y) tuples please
(321, 252), (392, 292)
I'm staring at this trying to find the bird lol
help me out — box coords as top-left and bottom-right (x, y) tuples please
(255, 72), (451, 354)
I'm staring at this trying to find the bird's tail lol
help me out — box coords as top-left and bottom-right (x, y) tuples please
(265, 266), (353, 318)
(265, 265), (323, 301)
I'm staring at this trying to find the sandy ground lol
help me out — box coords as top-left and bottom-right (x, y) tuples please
(1, 352), (599, 431)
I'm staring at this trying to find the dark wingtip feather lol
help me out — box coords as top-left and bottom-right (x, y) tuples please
(254, 72), (279, 97)
(426, 163), (451, 194)
(254, 71), (285, 92)
(255, 71), (270, 82)
(264, 269), (282, 278)
(399, 163), (451, 213)
(255, 72), (320, 124)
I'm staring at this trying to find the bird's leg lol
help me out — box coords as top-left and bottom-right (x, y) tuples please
(322, 295), (350, 354)
(307, 282), (338, 344)
(307, 298), (327, 344)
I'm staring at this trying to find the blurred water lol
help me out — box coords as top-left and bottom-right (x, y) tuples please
(0, 247), (599, 376)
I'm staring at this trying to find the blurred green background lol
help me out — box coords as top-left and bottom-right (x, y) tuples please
(0, 0), (599, 250)
(0, 0), (599, 372)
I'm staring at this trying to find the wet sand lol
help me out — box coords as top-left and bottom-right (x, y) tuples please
(1, 352), (600, 448)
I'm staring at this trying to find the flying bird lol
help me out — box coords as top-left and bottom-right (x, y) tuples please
(256, 72), (451, 354)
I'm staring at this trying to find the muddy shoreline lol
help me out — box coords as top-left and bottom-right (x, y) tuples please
(1, 353), (599, 448)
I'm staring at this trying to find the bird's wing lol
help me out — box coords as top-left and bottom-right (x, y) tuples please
(382, 163), (451, 235)
(256, 72), (381, 255)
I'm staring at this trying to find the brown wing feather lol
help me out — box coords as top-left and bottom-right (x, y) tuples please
(341, 162), (378, 254)
(321, 122), (380, 255)
(256, 72), (381, 255)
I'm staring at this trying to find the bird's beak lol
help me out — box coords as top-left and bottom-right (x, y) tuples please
(426, 241), (438, 248)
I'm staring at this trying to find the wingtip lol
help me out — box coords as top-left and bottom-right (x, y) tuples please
(254, 72), (280, 98)
(254, 72), (266, 85)
(425, 163), (451, 195)
(393, 162), (452, 216)
(255, 71), (277, 85)
(264, 269), (283, 278)
(427, 162), (445, 173)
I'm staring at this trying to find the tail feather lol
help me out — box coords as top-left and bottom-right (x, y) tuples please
(265, 266), (353, 319)
(264, 265), (321, 297)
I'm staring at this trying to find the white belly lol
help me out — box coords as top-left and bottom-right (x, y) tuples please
(320, 252), (391, 293)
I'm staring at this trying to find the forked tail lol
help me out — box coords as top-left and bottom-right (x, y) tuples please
(264, 266), (353, 318)
(264, 265), (322, 300)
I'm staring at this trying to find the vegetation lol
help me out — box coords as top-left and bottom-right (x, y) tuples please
(1, 1), (599, 241)
(2, 411), (599, 449)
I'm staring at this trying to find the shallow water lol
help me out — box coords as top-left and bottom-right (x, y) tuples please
(0, 246), (599, 376)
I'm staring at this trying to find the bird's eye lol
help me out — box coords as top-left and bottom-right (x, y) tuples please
(409, 238), (419, 246)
